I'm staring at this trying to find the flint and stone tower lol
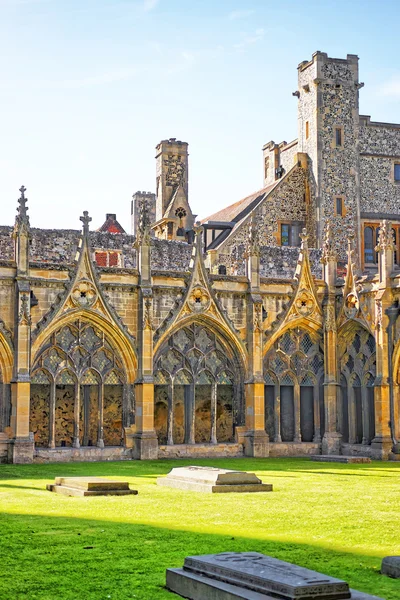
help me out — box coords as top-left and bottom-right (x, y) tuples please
(296, 51), (361, 260)
(153, 138), (195, 241)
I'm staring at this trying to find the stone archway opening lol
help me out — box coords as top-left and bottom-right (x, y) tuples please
(30, 321), (129, 450)
(264, 329), (324, 444)
(154, 324), (240, 446)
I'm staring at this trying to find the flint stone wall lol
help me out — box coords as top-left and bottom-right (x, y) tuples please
(151, 239), (193, 272)
(260, 246), (322, 279)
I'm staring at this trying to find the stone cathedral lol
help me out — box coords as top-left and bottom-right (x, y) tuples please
(1, 51), (400, 464)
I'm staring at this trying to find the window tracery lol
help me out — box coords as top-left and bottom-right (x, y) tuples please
(32, 321), (125, 385)
(154, 324), (236, 384)
(264, 328), (324, 385)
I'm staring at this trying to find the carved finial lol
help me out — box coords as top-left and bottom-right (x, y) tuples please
(299, 227), (308, 247)
(15, 185), (30, 230)
(80, 210), (92, 235)
(321, 220), (337, 263)
(138, 196), (151, 236)
(376, 220), (395, 252)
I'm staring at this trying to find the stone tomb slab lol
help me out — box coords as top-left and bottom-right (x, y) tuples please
(157, 466), (272, 493)
(381, 556), (400, 578)
(311, 456), (371, 464)
(166, 552), (383, 600)
(46, 477), (138, 497)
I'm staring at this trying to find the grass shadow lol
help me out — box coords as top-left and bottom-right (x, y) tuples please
(0, 511), (396, 600)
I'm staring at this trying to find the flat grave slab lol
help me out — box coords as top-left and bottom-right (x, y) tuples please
(381, 556), (400, 578)
(46, 477), (138, 497)
(166, 552), (383, 600)
(157, 466), (272, 493)
(311, 456), (371, 464)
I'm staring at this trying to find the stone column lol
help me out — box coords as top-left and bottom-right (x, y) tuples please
(313, 384), (321, 443)
(361, 386), (369, 445)
(210, 382), (217, 444)
(243, 220), (269, 457)
(188, 383), (196, 445)
(372, 222), (396, 458)
(49, 380), (56, 449)
(73, 382), (80, 448)
(321, 223), (341, 455)
(132, 202), (158, 460)
(274, 390), (282, 442)
(294, 382), (301, 442)
(347, 384), (356, 445)
(167, 382), (174, 446)
(9, 187), (34, 464)
(97, 383), (104, 449)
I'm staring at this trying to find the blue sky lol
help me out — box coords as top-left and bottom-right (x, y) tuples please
(1, 0), (399, 231)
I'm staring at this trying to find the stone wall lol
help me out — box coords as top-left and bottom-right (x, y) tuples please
(217, 166), (308, 272)
(0, 227), (13, 263)
(359, 122), (400, 216)
(151, 239), (193, 272)
(260, 247), (322, 279)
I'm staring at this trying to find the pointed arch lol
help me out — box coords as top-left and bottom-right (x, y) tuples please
(31, 310), (137, 382)
(263, 318), (323, 358)
(0, 330), (13, 383)
(154, 314), (247, 376)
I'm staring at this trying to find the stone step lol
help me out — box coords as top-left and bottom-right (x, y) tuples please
(54, 477), (130, 491)
(311, 456), (371, 464)
(46, 484), (138, 497)
(157, 466), (273, 493)
(167, 552), (383, 600)
(47, 477), (138, 497)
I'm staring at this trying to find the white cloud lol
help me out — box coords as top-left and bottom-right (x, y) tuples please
(228, 9), (255, 20)
(234, 28), (264, 50)
(143, 0), (159, 11)
(381, 76), (400, 98)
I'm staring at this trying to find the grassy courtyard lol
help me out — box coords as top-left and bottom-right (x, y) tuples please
(0, 458), (399, 600)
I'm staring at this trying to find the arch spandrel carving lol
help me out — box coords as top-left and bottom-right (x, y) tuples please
(31, 215), (137, 374)
(153, 226), (247, 368)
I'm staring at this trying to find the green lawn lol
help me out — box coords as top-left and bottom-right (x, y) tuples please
(0, 458), (399, 600)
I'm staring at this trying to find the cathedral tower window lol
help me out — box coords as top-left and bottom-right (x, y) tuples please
(334, 126), (343, 148)
(334, 196), (346, 217)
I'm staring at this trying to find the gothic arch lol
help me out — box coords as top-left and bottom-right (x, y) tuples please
(263, 319), (322, 358)
(32, 310), (137, 382)
(263, 327), (324, 443)
(154, 313), (247, 377)
(0, 330), (13, 383)
(153, 320), (244, 446)
(30, 319), (133, 449)
(338, 322), (376, 445)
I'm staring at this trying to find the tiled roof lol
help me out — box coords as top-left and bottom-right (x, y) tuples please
(97, 214), (126, 234)
(201, 180), (280, 224)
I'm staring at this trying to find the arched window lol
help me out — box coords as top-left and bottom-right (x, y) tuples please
(154, 324), (241, 445)
(339, 327), (376, 445)
(31, 321), (128, 449)
(364, 226), (374, 264)
(264, 328), (324, 443)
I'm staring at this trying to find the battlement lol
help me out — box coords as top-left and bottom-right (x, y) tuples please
(155, 138), (188, 155)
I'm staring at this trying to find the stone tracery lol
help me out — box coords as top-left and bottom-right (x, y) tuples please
(153, 323), (241, 445)
(30, 320), (128, 449)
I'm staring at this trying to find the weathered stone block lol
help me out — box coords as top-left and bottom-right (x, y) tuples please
(167, 552), (383, 600)
(157, 466), (272, 493)
(47, 477), (138, 497)
(381, 556), (400, 578)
